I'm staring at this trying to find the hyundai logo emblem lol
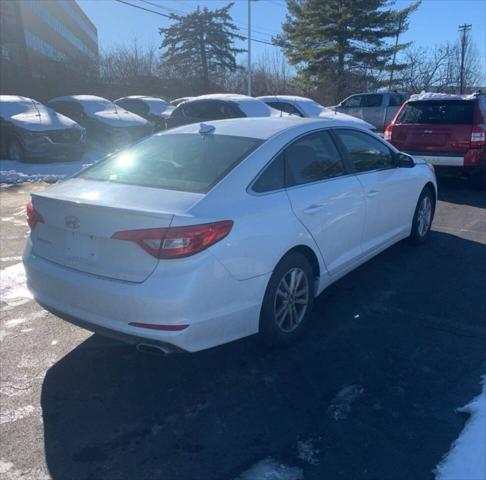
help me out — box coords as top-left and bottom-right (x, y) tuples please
(65, 215), (80, 229)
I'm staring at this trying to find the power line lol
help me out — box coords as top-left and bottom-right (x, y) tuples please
(114, 0), (277, 46)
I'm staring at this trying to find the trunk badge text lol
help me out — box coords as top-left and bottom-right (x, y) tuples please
(65, 216), (80, 230)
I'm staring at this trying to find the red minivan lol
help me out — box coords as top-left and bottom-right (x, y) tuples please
(385, 92), (485, 189)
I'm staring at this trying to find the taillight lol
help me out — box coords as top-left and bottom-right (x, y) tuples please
(112, 220), (233, 259)
(26, 202), (44, 230)
(384, 124), (393, 141)
(470, 127), (486, 148)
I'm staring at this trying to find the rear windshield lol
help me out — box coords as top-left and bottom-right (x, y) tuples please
(397, 100), (474, 125)
(79, 133), (262, 193)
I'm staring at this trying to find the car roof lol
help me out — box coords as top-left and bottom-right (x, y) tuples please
(258, 95), (317, 104)
(49, 95), (110, 103)
(161, 116), (369, 140)
(116, 95), (167, 102)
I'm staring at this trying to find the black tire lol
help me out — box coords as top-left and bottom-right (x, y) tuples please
(260, 252), (315, 346)
(7, 137), (26, 162)
(467, 168), (486, 190)
(409, 187), (435, 245)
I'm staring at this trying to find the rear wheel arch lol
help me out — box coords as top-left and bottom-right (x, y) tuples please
(278, 245), (320, 295)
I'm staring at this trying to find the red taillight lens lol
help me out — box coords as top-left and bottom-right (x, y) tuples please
(384, 124), (393, 141)
(112, 220), (233, 259)
(470, 127), (486, 148)
(26, 202), (44, 230)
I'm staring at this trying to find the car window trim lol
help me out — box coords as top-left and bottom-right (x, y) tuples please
(248, 127), (353, 196)
(331, 127), (399, 175)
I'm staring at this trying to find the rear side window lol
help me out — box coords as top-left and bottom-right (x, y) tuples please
(285, 131), (346, 186)
(252, 153), (285, 193)
(79, 133), (262, 193)
(397, 101), (474, 125)
(389, 94), (405, 107)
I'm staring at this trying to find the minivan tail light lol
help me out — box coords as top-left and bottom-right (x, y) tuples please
(470, 127), (486, 148)
(26, 202), (44, 230)
(112, 221), (233, 259)
(384, 124), (393, 141)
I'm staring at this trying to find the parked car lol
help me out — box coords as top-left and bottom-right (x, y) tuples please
(24, 116), (437, 354)
(115, 96), (174, 131)
(330, 92), (407, 131)
(47, 95), (153, 150)
(170, 97), (194, 107)
(258, 95), (375, 130)
(0, 95), (86, 162)
(166, 93), (284, 129)
(385, 91), (486, 189)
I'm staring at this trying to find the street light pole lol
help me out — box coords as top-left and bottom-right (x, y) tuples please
(247, 0), (252, 96)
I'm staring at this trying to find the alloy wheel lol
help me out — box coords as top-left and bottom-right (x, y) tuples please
(274, 267), (310, 333)
(417, 196), (432, 237)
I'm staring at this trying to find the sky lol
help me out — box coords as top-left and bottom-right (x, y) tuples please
(78, 0), (486, 66)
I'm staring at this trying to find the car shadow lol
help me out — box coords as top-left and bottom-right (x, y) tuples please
(41, 231), (486, 480)
(437, 176), (486, 208)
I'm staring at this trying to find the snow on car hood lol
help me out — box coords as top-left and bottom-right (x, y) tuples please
(90, 109), (149, 127)
(8, 109), (80, 132)
(318, 109), (374, 130)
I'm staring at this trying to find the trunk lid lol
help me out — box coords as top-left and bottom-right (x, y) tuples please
(30, 178), (204, 282)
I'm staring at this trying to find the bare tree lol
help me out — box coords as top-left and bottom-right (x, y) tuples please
(100, 40), (160, 84)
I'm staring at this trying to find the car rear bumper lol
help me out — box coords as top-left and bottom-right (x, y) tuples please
(23, 240), (268, 352)
(406, 149), (485, 169)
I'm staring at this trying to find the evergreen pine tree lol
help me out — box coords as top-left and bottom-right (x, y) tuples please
(159, 3), (244, 93)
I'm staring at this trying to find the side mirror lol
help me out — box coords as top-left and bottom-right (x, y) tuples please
(396, 152), (415, 168)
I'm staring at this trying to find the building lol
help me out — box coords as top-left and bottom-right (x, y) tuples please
(1, 0), (98, 96)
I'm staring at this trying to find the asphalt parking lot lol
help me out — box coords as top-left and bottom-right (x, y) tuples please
(1, 178), (485, 480)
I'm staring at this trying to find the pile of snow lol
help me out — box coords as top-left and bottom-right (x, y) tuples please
(435, 376), (486, 480)
(235, 458), (303, 480)
(0, 149), (103, 184)
(0, 262), (31, 308)
(409, 91), (478, 102)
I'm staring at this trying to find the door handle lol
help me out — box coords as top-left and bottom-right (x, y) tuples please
(303, 203), (325, 215)
(367, 189), (379, 197)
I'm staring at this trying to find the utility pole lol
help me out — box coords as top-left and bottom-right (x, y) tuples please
(388, 14), (404, 90)
(247, 0), (252, 96)
(458, 23), (472, 94)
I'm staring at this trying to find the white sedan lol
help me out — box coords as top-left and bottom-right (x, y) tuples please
(23, 117), (437, 353)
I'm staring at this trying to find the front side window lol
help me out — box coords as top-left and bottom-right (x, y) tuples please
(361, 94), (383, 108)
(79, 133), (262, 193)
(268, 102), (303, 117)
(335, 129), (395, 173)
(342, 95), (362, 108)
(285, 131), (346, 187)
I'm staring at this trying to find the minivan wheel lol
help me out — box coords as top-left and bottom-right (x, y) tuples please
(260, 252), (314, 346)
(8, 138), (25, 162)
(409, 187), (434, 245)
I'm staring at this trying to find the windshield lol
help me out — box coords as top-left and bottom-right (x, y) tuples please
(397, 100), (475, 125)
(79, 133), (262, 192)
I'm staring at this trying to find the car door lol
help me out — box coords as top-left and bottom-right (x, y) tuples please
(360, 94), (384, 130)
(283, 130), (366, 276)
(333, 128), (418, 255)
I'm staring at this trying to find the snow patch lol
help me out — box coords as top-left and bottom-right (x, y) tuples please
(0, 148), (102, 184)
(235, 458), (304, 480)
(435, 376), (486, 480)
(0, 405), (35, 424)
(409, 91), (478, 102)
(0, 262), (32, 308)
(327, 384), (364, 421)
(297, 439), (320, 466)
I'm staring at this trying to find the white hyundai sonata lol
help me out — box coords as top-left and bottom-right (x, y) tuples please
(24, 117), (437, 353)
